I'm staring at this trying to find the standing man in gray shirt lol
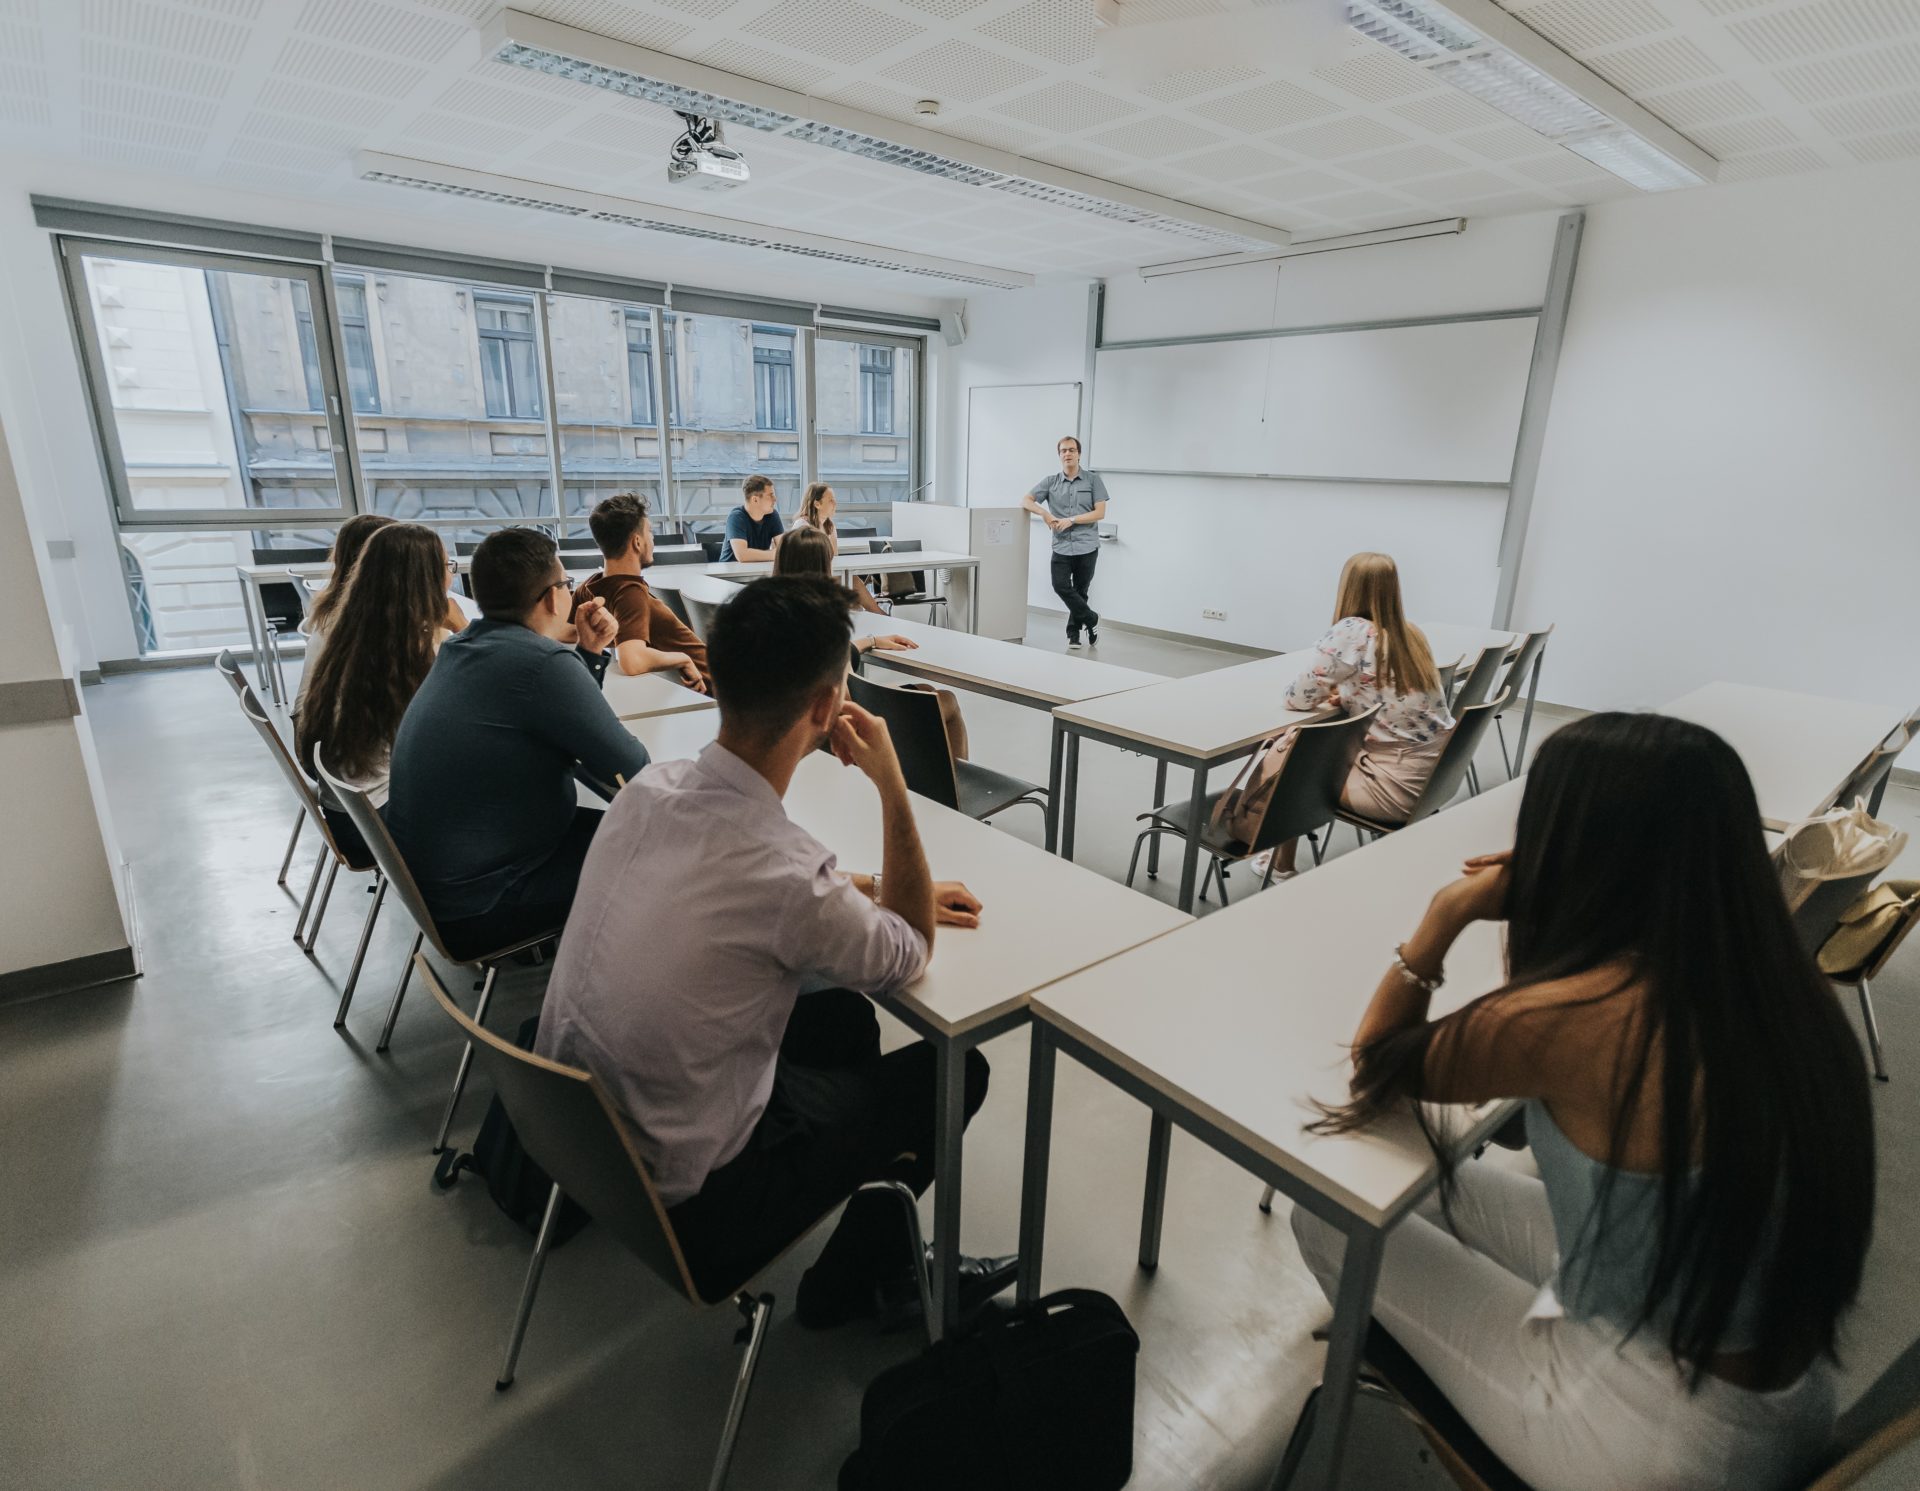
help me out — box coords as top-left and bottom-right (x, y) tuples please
(1022, 434), (1108, 648)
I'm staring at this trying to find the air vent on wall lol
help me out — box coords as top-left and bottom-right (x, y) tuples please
(1345, 0), (1716, 190)
(484, 9), (1288, 253)
(356, 153), (1034, 290)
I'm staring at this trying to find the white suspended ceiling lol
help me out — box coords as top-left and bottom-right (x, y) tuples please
(0, 0), (1916, 293)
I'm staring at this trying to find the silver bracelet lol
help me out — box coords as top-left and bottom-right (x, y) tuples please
(1391, 944), (1443, 993)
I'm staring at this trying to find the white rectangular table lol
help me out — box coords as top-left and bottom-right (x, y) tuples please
(1047, 648), (1327, 910)
(851, 612), (1164, 711)
(599, 667), (715, 723)
(617, 712), (1191, 1338)
(704, 549), (982, 632)
(1661, 681), (1909, 829)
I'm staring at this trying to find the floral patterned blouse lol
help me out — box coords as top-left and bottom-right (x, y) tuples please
(1284, 616), (1455, 748)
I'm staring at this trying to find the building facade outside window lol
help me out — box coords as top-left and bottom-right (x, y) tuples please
(476, 294), (542, 419)
(625, 308), (654, 427)
(335, 274), (380, 414)
(752, 325), (795, 431)
(859, 345), (894, 435)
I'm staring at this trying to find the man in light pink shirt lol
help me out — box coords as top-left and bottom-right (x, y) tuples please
(538, 576), (1011, 1328)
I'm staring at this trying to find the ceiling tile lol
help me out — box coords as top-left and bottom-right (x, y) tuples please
(1342, 142), (1468, 180)
(1191, 78), (1344, 132)
(1717, 144), (1833, 176)
(80, 0), (252, 64)
(1401, 167), (1522, 200)
(1085, 115), (1225, 158)
(1312, 49), (1438, 102)
(1810, 88), (1920, 131)
(696, 38), (835, 92)
(1583, 35), (1720, 93)
(976, 0), (1096, 66)
(1244, 166), (1352, 197)
(1727, 0), (1920, 67)
(429, 78), (580, 131)
(880, 38), (1042, 102)
(293, 0), (468, 63)
(1845, 124), (1920, 159)
(271, 37), (427, 97)
(994, 78), (1135, 131)
(1453, 122), (1559, 158)
(1271, 115), (1412, 158)
(1177, 141), (1294, 180)
(744, 0), (925, 66)
(1773, 40), (1920, 102)
(1691, 115), (1800, 152)
(1388, 92), (1505, 133)
(524, 1), (696, 50)
(1137, 63), (1260, 102)
(1639, 77), (1765, 125)
(938, 114), (1045, 153)
(1509, 0), (1678, 56)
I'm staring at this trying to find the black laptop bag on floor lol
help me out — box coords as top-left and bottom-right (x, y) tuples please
(839, 1289), (1139, 1491)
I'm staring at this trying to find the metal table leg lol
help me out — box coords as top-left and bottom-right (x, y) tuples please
(1280, 1222), (1385, 1491)
(1146, 758), (1169, 878)
(930, 1036), (968, 1339)
(1176, 766), (1208, 912)
(1138, 1112), (1172, 1270)
(1513, 650), (1545, 775)
(1015, 1024), (1056, 1307)
(1045, 720), (1066, 854)
(1060, 732), (1081, 861)
(238, 571), (271, 700)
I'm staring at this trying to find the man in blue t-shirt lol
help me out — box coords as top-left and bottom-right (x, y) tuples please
(724, 474), (785, 561)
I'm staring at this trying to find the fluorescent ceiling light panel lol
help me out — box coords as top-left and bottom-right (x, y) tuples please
(485, 9), (1287, 253)
(1345, 0), (1716, 190)
(355, 153), (1034, 290)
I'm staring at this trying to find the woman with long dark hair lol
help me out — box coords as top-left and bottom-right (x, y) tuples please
(1293, 712), (1874, 1491)
(781, 483), (885, 613)
(295, 523), (456, 807)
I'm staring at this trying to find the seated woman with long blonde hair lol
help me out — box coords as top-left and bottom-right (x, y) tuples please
(782, 482), (884, 614)
(1264, 552), (1453, 876)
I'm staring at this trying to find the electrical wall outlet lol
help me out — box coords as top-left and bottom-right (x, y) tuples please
(1202, 607), (1227, 621)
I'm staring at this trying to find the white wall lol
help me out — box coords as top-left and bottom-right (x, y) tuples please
(1516, 156), (1920, 715)
(0, 411), (130, 984)
(945, 159), (1920, 729)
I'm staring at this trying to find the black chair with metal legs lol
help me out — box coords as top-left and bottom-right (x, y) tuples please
(1124, 706), (1379, 906)
(315, 751), (561, 1153)
(416, 956), (933, 1491)
(1489, 625), (1553, 780)
(216, 650), (308, 890)
(846, 672), (1047, 825)
(650, 548), (711, 566)
(873, 539), (947, 626)
(683, 593), (723, 643)
(223, 666), (389, 1015)
(1337, 691), (1511, 846)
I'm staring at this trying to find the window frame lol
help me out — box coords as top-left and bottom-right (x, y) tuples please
(858, 343), (896, 436)
(58, 235), (357, 529)
(475, 291), (544, 420)
(752, 323), (796, 433)
(812, 326), (924, 515)
(333, 272), (381, 415)
(624, 307), (656, 428)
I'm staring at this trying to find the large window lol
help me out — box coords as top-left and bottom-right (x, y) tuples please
(625, 309), (655, 427)
(668, 313), (805, 520)
(550, 293), (665, 536)
(335, 274), (380, 414)
(816, 331), (917, 511)
(859, 345), (894, 435)
(65, 240), (351, 525)
(58, 215), (925, 658)
(753, 326), (795, 432)
(476, 293), (543, 419)
(344, 269), (551, 528)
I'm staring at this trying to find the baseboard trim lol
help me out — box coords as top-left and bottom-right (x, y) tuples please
(0, 944), (139, 1006)
(1027, 604), (1275, 658)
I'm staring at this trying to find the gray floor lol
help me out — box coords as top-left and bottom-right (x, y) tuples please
(5, 614), (1919, 1490)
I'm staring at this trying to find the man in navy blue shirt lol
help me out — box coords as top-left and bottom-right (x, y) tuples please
(723, 473), (785, 561)
(385, 527), (649, 957)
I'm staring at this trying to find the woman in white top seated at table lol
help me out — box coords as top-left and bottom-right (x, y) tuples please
(1262, 552), (1453, 877)
(295, 523), (458, 834)
(1292, 712), (1873, 1491)
(781, 482), (885, 615)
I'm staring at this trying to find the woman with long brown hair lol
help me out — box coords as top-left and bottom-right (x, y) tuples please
(1292, 713), (1873, 1489)
(784, 483), (884, 614)
(295, 522), (457, 807)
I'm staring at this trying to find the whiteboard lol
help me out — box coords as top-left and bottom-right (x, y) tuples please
(966, 381), (1081, 506)
(1090, 317), (1537, 485)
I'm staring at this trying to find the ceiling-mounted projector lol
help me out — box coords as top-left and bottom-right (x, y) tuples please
(667, 110), (749, 191)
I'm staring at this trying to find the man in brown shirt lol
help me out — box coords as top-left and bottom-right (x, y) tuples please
(572, 492), (711, 693)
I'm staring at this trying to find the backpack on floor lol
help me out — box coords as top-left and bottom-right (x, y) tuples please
(432, 1015), (591, 1248)
(838, 1289), (1139, 1491)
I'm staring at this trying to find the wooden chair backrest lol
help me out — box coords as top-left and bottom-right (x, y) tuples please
(415, 955), (704, 1304)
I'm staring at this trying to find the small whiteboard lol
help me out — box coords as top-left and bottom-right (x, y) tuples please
(966, 381), (1081, 506)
